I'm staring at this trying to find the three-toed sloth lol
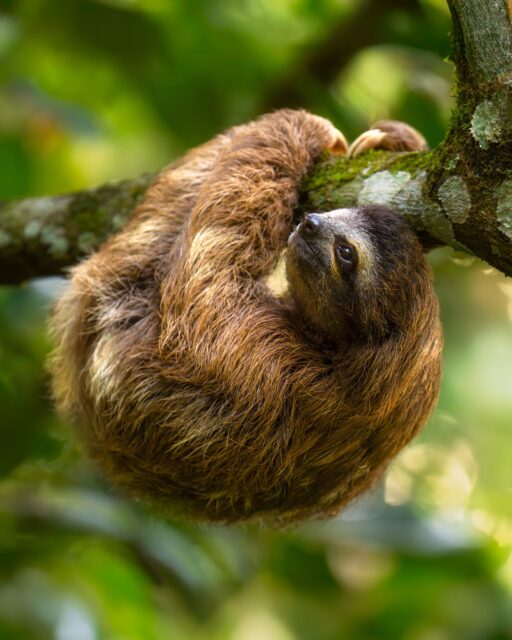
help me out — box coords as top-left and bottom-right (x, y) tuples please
(50, 110), (442, 524)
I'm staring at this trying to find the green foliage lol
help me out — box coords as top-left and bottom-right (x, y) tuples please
(1, 1), (512, 639)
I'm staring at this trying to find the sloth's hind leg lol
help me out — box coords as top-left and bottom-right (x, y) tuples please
(348, 121), (427, 158)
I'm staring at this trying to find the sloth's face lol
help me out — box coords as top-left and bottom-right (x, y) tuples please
(287, 208), (372, 289)
(286, 206), (423, 344)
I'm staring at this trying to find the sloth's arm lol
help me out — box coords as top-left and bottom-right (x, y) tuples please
(184, 110), (346, 279)
(91, 133), (235, 269)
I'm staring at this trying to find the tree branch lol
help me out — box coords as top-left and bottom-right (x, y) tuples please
(1, 0), (512, 285)
(0, 174), (154, 284)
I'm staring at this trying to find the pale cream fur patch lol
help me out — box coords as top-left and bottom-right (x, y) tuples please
(265, 251), (288, 296)
(188, 226), (233, 265)
(88, 332), (122, 402)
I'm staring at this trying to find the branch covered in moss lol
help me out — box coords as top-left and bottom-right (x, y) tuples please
(0, 175), (154, 284)
(1, 0), (512, 285)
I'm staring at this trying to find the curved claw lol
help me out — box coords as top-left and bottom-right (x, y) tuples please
(348, 129), (387, 158)
(348, 121), (428, 158)
(328, 129), (349, 156)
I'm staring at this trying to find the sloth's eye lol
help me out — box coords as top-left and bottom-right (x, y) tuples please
(336, 244), (355, 264)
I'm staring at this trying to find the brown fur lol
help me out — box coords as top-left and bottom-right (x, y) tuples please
(50, 110), (442, 524)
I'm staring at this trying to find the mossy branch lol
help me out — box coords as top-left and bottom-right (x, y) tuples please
(1, 0), (512, 285)
(0, 175), (155, 285)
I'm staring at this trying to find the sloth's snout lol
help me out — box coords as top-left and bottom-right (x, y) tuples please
(300, 214), (323, 237)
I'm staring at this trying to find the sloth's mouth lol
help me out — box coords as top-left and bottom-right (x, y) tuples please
(287, 231), (325, 278)
(297, 233), (313, 253)
(288, 231), (324, 271)
(289, 230), (313, 257)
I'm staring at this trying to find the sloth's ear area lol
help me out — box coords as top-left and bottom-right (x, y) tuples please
(348, 120), (427, 158)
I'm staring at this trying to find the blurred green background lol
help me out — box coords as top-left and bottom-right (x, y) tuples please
(1, 1), (512, 638)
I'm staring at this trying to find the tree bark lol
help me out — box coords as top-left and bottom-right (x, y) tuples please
(1, 0), (512, 285)
(0, 175), (154, 284)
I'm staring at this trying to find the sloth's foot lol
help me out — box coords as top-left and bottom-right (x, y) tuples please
(348, 120), (427, 158)
(308, 114), (348, 156)
(328, 130), (349, 155)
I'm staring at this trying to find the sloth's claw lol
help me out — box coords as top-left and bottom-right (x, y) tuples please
(307, 114), (348, 155)
(348, 130), (387, 158)
(348, 121), (428, 158)
(328, 129), (349, 155)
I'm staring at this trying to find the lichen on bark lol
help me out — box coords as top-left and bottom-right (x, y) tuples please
(0, 174), (155, 285)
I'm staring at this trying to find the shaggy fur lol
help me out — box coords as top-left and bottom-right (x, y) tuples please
(50, 110), (442, 524)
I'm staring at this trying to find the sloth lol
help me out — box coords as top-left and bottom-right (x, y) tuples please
(50, 110), (442, 525)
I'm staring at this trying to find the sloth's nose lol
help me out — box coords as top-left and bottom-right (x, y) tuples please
(300, 214), (322, 237)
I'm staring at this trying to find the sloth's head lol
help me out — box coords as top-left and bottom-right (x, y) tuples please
(286, 205), (430, 344)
